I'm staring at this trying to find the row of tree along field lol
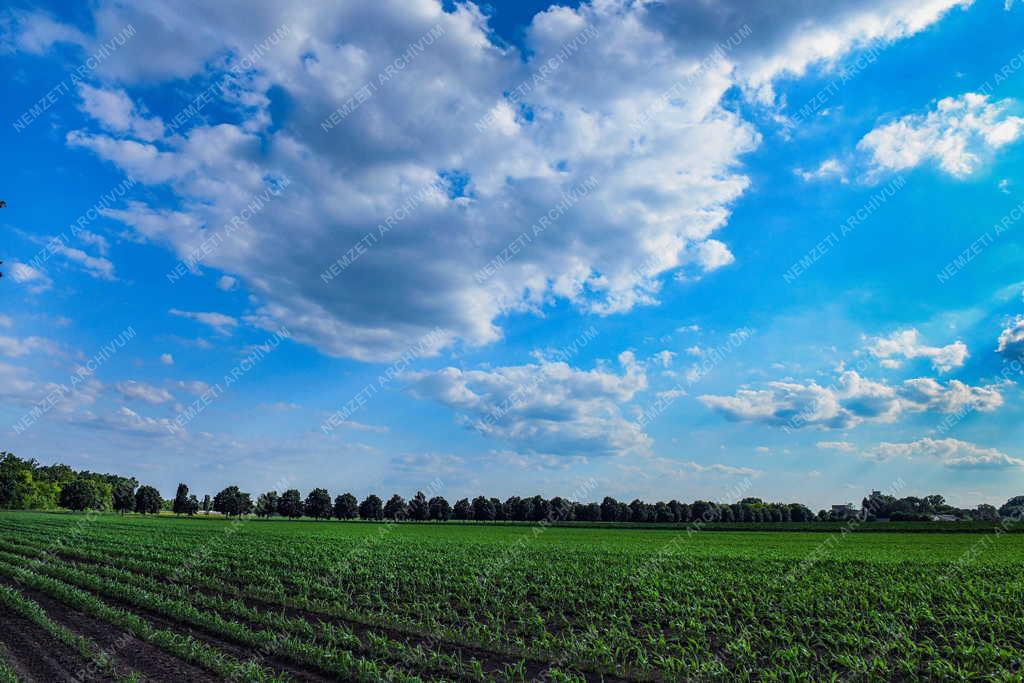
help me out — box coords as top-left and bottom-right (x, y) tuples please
(4, 452), (1024, 522)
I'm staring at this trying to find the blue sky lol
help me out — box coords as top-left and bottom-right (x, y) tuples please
(2, 0), (1024, 509)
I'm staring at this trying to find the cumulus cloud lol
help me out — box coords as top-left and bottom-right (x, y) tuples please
(160, 353), (174, 365)
(73, 406), (181, 437)
(817, 440), (856, 452)
(50, 242), (116, 281)
(619, 456), (760, 480)
(403, 352), (649, 457)
(8, 262), (52, 292)
(859, 93), (1024, 178)
(175, 380), (210, 395)
(216, 275), (237, 291)
(795, 158), (847, 183)
(699, 370), (1005, 429)
(863, 328), (967, 373)
(0, 335), (60, 358)
(77, 83), (165, 141)
(23, 0), (964, 362)
(868, 438), (1024, 469)
(168, 308), (238, 335)
(2, 10), (88, 54)
(114, 380), (174, 404)
(997, 315), (1024, 361)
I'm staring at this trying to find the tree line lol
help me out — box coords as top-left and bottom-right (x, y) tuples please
(5, 452), (1024, 522)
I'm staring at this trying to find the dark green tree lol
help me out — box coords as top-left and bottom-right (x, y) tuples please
(428, 496), (451, 521)
(359, 494), (383, 520)
(213, 486), (253, 517)
(333, 493), (358, 519)
(384, 494), (407, 520)
(255, 491), (279, 518)
(408, 491), (429, 521)
(452, 498), (471, 520)
(134, 485), (162, 515)
(472, 495), (495, 521)
(112, 481), (135, 514)
(172, 483), (190, 515)
(59, 479), (96, 511)
(304, 488), (333, 520)
(278, 489), (303, 519)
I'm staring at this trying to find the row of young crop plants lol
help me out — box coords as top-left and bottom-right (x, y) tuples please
(0, 526), (599, 681)
(3, 517), (1024, 680)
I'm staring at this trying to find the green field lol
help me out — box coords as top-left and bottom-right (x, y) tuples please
(0, 511), (1022, 681)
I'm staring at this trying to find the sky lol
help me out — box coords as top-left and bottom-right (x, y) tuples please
(2, 0), (1024, 510)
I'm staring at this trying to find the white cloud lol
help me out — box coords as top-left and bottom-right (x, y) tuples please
(795, 158), (847, 183)
(404, 352), (649, 457)
(4, 10), (88, 54)
(325, 419), (389, 433)
(50, 242), (116, 281)
(619, 456), (760, 480)
(8, 262), (52, 292)
(676, 324), (700, 333)
(168, 308), (238, 335)
(868, 438), (1024, 469)
(0, 335), (59, 358)
(78, 230), (110, 256)
(700, 370), (1005, 430)
(859, 93), (1024, 178)
(261, 400), (300, 411)
(160, 353), (174, 365)
(216, 275), (237, 291)
(114, 380), (174, 405)
(0, 315), (11, 328)
(999, 179), (1012, 194)
(817, 440), (856, 452)
(652, 350), (675, 368)
(863, 328), (968, 373)
(74, 406), (181, 437)
(77, 84), (165, 141)
(175, 380), (211, 395)
(997, 315), (1024, 361)
(37, 0), (965, 362)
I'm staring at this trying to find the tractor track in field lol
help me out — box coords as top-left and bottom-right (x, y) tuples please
(7, 543), (630, 683)
(0, 576), (219, 683)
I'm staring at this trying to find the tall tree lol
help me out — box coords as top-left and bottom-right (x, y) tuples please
(408, 491), (429, 521)
(113, 481), (135, 515)
(428, 496), (451, 521)
(472, 495), (495, 521)
(202, 495), (212, 514)
(255, 491), (279, 518)
(134, 485), (162, 515)
(59, 479), (96, 511)
(359, 494), (383, 520)
(185, 494), (200, 516)
(384, 494), (407, 520)
(278, 489), (304, 519)
(452, 498), (471, 520)
(172, 483), (190, 515)
(333, 493), (358, 519)
(213, 486), (253, 517)
(304, 488), (333, 520)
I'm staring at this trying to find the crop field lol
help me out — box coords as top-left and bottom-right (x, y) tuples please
(0, 512), (1022, 681)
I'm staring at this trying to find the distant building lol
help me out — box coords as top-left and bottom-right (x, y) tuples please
(932, 514), (959, 522)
